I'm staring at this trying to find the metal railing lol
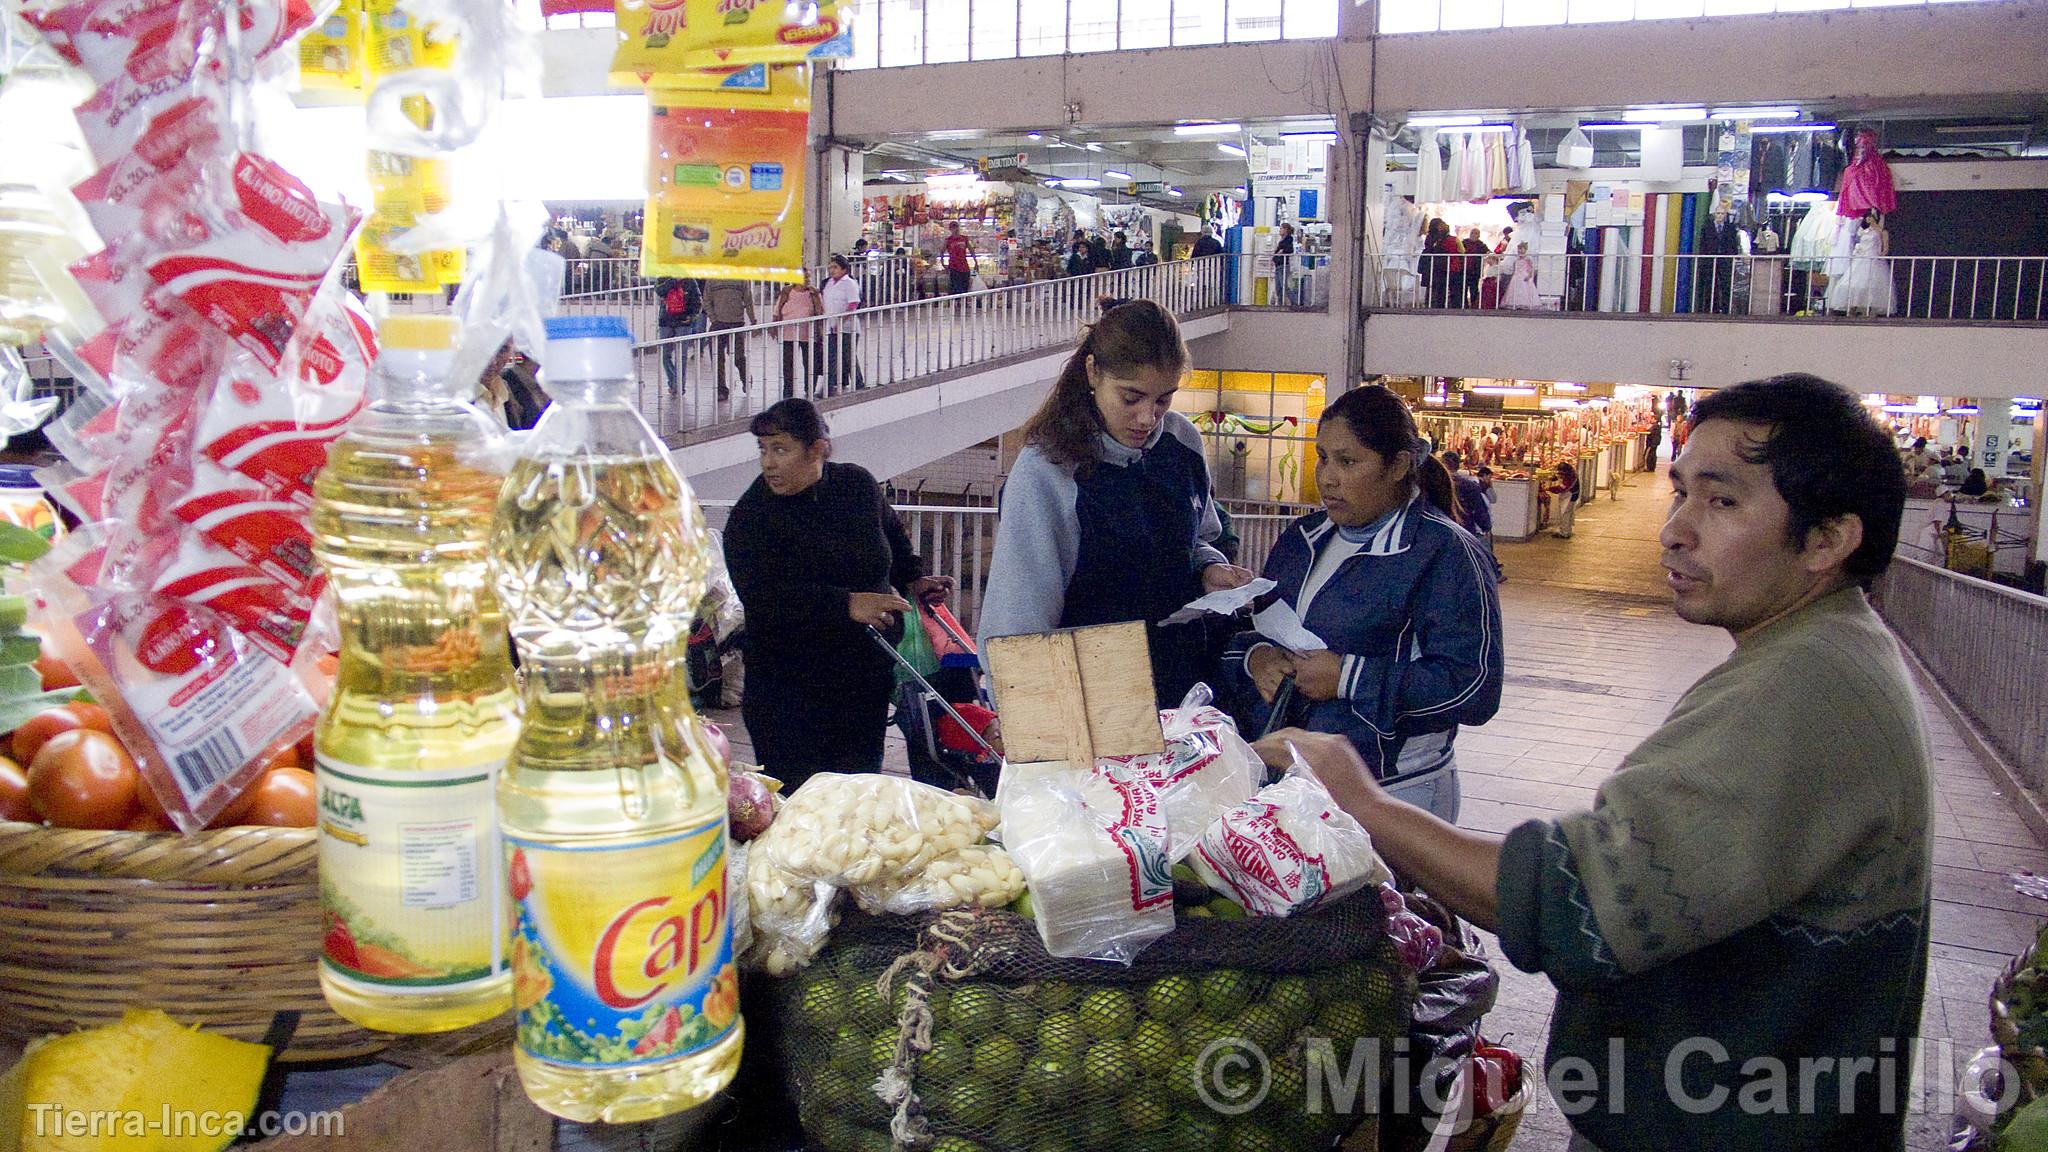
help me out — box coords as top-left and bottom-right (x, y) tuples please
(558, 255), (919, 313)
(1373, 252), (2048, 323)
(1873, 555), (2048, 787)
(624, 256), (1231, 439)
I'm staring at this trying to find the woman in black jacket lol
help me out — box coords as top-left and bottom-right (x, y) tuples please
(723, 400), (952, 784)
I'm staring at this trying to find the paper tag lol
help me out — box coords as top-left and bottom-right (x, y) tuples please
(1160, 577), (1277, 626)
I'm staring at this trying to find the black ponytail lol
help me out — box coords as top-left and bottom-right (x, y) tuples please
(1414, 453), (1461, 524)
(1019, 299), (1187, 476)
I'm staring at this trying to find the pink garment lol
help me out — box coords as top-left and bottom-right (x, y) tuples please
(1836, 128), (1898, 218)
(773, 286), (824, 341)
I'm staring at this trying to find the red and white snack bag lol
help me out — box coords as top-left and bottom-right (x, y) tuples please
(1098, 700), (1261, 862)
(100, 384), (203, 531)
(1187, 772), (1392, 918)
(171, 461), (326, 601)
(998, 762), (1176, 962)
(32, 0), (316, 87)
(72, 97), (225, 244)
(31, 534), (318, 833)
(150, 529), (317, 664)
(146, 156), (357, 373)
(196, 293), (373, 505)
(34, 462), (112, 525)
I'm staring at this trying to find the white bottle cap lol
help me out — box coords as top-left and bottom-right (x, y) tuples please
(543, 316), (634, 382)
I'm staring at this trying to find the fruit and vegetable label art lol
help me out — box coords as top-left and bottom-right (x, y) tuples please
(509, 817), (739, 1067)
(642, 72), (809, 284)
(612, 0), (853, 78)
(316, 757), (505, 989)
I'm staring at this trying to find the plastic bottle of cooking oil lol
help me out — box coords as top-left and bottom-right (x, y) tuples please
(490, 316), (739, 1123)
(309, 314), (519, 1034)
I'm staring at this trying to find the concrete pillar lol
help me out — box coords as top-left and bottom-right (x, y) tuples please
(811, 143), (866, 264)
(1322, 120), (1370, 397)
(1974, 396), (2013, 480)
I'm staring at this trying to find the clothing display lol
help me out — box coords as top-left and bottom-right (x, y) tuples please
(1415, 129), (1444, 204)
(1836, 127), (1898, 218)
(1503, 255), (1540, 308)
(1826, 221), (1895, 315)
(1380, 197), (1425, 296)
(1787, 201), (1841, 271)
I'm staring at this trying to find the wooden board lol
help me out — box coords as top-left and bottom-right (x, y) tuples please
(984, 621), (1164, 765)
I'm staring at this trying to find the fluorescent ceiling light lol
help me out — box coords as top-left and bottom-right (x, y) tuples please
(1624, 106), (1706, 123)
(1540, 398), (1583, 409)
(1218, 142), (1248, 157)
(1552, 382), (1586, 392)
(1579, 122), (1640, 132)
(1710, 106), (1799, 120)
(1945, 406), (1979, 415)
(1085, 142), (1103, 152)
(1174, 122), (1243, 136)
(1882, 403), (1937, 414)
(1166, 187), (1183, 197)
(1789, 190), (1831, 202)
(1026, 132), (1042, 140)
(1103, 169), (1133, 181)
(926, 170), (977, 186)
(1059, 177), (1102, 188)
(1281, 130), (1339, 140)
(1406, 115), (1482, 128)
(1470, 385), (1538, 396)
(1751, 122), (1836, 134)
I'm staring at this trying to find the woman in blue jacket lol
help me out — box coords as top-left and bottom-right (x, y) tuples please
(980, 299), (1253, 707)
(1223, 385), (1503, 820)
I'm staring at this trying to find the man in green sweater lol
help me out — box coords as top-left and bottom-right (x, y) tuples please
(1262, 373), (1928, 1150)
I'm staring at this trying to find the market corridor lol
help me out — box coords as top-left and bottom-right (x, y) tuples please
(705, 458), (2042, 1150)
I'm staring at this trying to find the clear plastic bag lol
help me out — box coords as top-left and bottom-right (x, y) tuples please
(996, 764), (1175, 963)
(744, 845), (841, 977)
(846, 844), (1025, 916)
(756, 772), (997, 889)
(1099, 683), (1260, 861)
(1186, 771), (1393, 918)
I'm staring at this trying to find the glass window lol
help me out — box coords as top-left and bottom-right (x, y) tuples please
(1019, 0), (1066, 54)
(927, 0), (971, 61)
(1228, 0), (1285, 40)
(1175, 0), (1228, 42)
(1635, 0), (1704, 15)
(847, 0), (881, 67)
(878, 0), (926, 66)
(1122, 0), (1174, 47)
(1070, 0), (1119, 50)
(1282, 0), (1340, 36)
(1440, 0), (1505, 30)
(972, 0), (1019, 58)
(1379, 0), (1442, 32)
(1700, 0), (1773, 14)
(1568, 0), (1634, 21)
(1777, 0), (1849, 10)
(1501, 0), (1567, 22)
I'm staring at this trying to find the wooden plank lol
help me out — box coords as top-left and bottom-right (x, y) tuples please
(1072, 622), (1164, 758)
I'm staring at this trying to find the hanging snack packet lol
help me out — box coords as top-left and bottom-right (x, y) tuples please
(641, 66), (808, 284)
(149, 529), (317, 664)
(298, 0), (366, 91)
(195, 297), (374, 506)
(1187, 773), (1392, 918)
(171, 462), (326, 601)
(611, 0), (852, 79)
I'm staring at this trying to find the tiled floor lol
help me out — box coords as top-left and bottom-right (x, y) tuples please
(715, 456), (2047, 1151)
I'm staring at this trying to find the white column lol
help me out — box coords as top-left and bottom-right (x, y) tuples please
(1974, 397), (2013, 480)
(811, 143), (866, 262)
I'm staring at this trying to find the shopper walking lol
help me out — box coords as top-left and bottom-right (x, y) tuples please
(1272, 223), (1297, 305)
(821, 254), (865, 395)
(724, 399), (952, 785)
(771, 280), (825, 399)
(654, 276), (704, 396)
(1422, 219), (1458, 308)
(1548, 460), (1581, 538)
(1222, 386), (1502, 822)
(1261, 373), (1925, 1152)
(1109, 232), (1132, 271)
(943, 221), (974, 296)
(1644, 418), (1664, 473)
(1461, 227), (1490, 308)
(980, 299), (1254, 707)
(703, 278), (754, 402)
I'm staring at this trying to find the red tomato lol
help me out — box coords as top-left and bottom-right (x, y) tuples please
(27, 730), (140, 829)
(0, 755), (33, 823)
(122, 809), (175, 833)
(11, 703), (116, 768)
(200, 746), (301, 828)
(241, 767), (316, 828)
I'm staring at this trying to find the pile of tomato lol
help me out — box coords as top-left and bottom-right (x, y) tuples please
(0, 699), (315, 832)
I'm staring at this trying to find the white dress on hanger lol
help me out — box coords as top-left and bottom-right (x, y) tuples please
(1461, 133), (1488, 199)
(1827, 223), (1895, 315)
(1416, 130), (1444, 205)
(1443, 133), (1465, 203)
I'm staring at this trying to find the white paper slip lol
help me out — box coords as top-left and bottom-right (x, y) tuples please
(1252, 598), (1328, 652)
(1159, 578), (1277, 626)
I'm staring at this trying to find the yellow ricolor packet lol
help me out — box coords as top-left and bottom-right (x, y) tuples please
(612, 0), (853, 81)
(640, 65), (810, 284)
(298, 0), (364, 92)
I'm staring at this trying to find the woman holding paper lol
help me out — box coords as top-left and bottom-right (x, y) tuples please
(979, 299), (1254, 708)
(1221, 385), (1503, 821)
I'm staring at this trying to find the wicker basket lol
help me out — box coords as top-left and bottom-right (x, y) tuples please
(1444, 1063), (1535, 1152)
(0, 819), (389, 1062)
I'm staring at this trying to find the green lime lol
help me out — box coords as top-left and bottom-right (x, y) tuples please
(867, 1030), (900, 1076)
(812, 1067), (861, 1111)
(920, 1031), (970, 1086)
(1077, 987), (1137, 1040)
(801, 978), (848, 1027)
(936, 1080), (999, 1129)
(993, 1107), (1038, 1150)
(972, 1033), (1025, 1081)
(808, 1116), (860, 1151)
(1352, 971), (1400, 1029)
(1076, 1103), (1123, 1147)
(1181, 1016), (1227, 1057)
(1142, 974), (1198, 1020)
(1266, 1055), (1307, 1115)
(1121, 1092), (1173, 1134)
(949, 985), (1004, 1040)
(1234, 1003), (1290, 1049)
(1171, 1113), (1227, 1149)
(1032, 980), (1079, 1012)
(1186, 905), (1214, 919)
(1129, 1018), (1178, 1074)
(1227, 1120), (1288, 1152)
(928, 1138), (988, 1152)
(1023, 1054), (1080, 1097)
(830, 1024), (870, 1077)
(1028, 1140), (1080, 1152)
(1002, 993), (1042, 1039)
(1207, 897), (1250, 920)
(1266, 975), (1317, 1033)
(1315, 1001), (1374, 1045)
(1036, 1011), (1085, 1059)
(1080, 1037), (1135, 1098)
(1010, 889), (1036, 919)
(846, 981), (890, 1031)
(1172, 862), (1203, 886)
(1200, 970), (1255, 1019)
(1167, 1053), (1204, 1102)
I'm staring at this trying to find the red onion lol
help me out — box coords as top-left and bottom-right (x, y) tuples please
(729, 772), (777, 842)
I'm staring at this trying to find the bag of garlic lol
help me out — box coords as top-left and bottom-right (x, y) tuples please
(759, 772), (1000, 888)
(1188, 772), (1393, 917)
(998, 761), (1176, 963)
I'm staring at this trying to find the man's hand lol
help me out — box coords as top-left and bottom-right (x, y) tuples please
(849, 591), (912, 628)
(907, 575), (955, 607)
(1289, 649), (1344, 701)
(1247, 645), (1296, 703)
(1201, 563), (1256, 593)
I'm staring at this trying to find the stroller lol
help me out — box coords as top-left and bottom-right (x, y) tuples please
(866, 602), (1002, 799)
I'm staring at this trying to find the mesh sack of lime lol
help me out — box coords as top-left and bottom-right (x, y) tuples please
(765, 887), (1414, 1152)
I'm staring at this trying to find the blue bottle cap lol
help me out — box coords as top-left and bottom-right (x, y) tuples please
(544, 316), (632, 342)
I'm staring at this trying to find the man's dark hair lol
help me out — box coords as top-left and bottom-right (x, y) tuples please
(1442, 450), (1462, 471)
(1689, 373), (1906, 581)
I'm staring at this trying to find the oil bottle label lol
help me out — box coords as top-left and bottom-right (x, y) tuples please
(507, 818), (737, 1068)
(315, 756), (505, 989)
